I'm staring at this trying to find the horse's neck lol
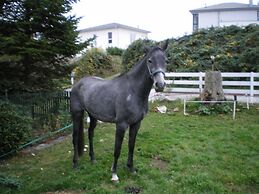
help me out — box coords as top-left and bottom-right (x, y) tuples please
(127, 58), (153, 99)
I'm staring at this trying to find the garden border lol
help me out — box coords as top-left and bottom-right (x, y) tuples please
(183, 100), (237, 119)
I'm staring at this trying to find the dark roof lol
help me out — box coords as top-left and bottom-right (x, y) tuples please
(79, 23), (151, 33)
(190, 3), (259, 13)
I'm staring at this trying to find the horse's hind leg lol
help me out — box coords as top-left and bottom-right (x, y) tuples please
(88, 114), (97, 163)
(72, 110), (84, 168)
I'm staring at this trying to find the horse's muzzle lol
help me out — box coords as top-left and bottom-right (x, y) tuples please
(153, 71), (166, 92)
(154, 81), (166, 92)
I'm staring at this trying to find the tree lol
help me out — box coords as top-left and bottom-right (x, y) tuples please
(201, 71), (225, 101)
(0, 0), (90, 92)
(239, 26), (259, 72)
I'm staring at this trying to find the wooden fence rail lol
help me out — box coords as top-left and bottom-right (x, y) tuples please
(164, 72), (259, 103)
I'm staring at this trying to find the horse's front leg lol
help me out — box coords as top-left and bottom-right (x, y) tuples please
(111, 122), (128, 182)
(127, 121), (141, 173)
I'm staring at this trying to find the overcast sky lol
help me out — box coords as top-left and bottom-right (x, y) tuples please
(71, 0), (258, 41)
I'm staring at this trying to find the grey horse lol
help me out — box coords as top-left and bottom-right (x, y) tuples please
(70, 40), (168, 182)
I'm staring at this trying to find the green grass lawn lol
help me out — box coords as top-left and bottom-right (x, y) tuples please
(0, 101), (258, 194)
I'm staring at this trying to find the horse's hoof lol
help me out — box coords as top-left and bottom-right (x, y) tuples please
(90, 159), (97, 164)
(73, 163), (78, 169)
(111, 173), (119, 183)
(127, 165), (137, 174)
(130, 169), (137, 175)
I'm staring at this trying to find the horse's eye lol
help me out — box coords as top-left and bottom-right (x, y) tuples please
(148, 58), (152, 63)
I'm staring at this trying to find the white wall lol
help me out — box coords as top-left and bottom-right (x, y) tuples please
(79, 28), (148, 49)
(198, 10), (259, 29)
(79, 29), (118, 49)
(220, 10), (256, 21)
(199, 12), (219, 28)
(219, 10), (259, 26)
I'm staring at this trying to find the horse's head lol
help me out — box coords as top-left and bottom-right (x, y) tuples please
(145, 39), (169, 92)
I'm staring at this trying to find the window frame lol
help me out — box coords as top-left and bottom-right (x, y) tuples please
(108, 32), (112, 44)
(193, 13), (199, 31)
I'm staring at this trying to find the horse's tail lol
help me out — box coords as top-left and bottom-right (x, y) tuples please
(72, 110), (85, 158)
(71, 88), (85, 164)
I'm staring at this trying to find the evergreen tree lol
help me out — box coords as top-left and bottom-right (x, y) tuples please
(0, 0), (89, 91)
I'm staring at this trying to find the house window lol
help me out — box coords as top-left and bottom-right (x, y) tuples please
(108, 32), (112, 44)
(193, 14), (199, 31)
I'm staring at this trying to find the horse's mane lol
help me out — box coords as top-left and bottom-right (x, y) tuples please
(114, 46), (163, 79)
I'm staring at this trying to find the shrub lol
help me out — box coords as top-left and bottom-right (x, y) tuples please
(106, 47), (124, 56)
(0, 173), (22, 189)
(0, 102), (32, 155)
(121, 39), (156, 72)
(196, 103), (232, 115)
(166, 24), (259, 72)
(73, 48), (113, 81)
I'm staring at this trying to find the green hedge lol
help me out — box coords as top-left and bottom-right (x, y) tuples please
(0, 102), (32, 155)
(106, 47), (124, 56)
(166, 25), (259, 72)
(74, 48), (113, 80)
(122, 25), (259, 73)
(121, 39), (156, 72)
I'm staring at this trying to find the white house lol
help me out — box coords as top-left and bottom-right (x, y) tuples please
(79, 23), (150, 49)
(190, 1), (259, 31)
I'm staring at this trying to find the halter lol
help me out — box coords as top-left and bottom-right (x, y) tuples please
(146, 62), (165, 79)
(145, 47), (166, 79)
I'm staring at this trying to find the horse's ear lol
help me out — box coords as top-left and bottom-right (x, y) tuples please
(144, 45), (151, 53)
(161, 39), (169, 51)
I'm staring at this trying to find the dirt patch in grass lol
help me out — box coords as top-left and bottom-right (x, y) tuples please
(124, 186), (142, 194)
(21, 135), (70, 154)
(150, 156), (169, 171)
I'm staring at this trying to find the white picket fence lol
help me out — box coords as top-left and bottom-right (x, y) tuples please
(164, 72), (259, 103)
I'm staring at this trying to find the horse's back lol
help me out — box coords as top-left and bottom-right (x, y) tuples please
(71, 76), (121, 122)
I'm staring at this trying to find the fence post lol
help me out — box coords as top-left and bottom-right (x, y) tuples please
(233, 99), (236, 120)
(199, 72), (203, 96)
(66, 91), (70, 112)
(71, 71), (75, 85)
(250, 72), (254, 103)
(183, 99), (187, 115)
